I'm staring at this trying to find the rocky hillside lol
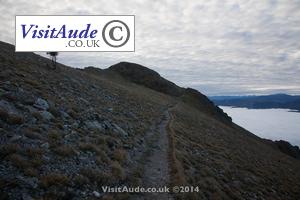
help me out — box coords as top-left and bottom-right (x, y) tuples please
(108, 62), (184, 97)
(0, 41), (300, 200)
(108, 62), (232, 124)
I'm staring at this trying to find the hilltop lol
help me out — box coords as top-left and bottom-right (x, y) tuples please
(0, 41), (300, 200)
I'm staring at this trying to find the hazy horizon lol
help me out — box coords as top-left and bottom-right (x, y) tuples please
(1, 0), (300, 96)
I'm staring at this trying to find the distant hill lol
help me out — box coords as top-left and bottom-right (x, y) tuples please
(210, 94), (300, 111)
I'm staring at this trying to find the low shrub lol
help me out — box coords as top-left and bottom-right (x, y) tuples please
(40, 173), (69, 188)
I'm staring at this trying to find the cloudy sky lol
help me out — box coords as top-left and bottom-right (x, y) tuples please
(1, 0), (300, 96)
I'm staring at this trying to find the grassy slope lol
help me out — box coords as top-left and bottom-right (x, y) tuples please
(0, 41), (300, 199)
(170, 102), (300, 200)
(0, 42), (174, 199)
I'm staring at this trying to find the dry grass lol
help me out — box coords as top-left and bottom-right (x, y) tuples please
(8, 153), (30, 169)
(25, 147), (43, 158)
(113, 148), (127, 163)
(78, 142), (102, 155)
(24, 129), (42, 140)
(47, 129), (62, 147)
(80, 167), (110, 185)
(31, 157), (43, 168)
(23, 79), (40, 87)
(105, 137), (119, 149)
(110, 161), (125, 181)
(7, 147), (44, 170)
(53, 145), (75, 157)
(0, 143), (20, 157)
(40, 173), (69, 188)
(55, 122), (64, 130)
(96, 136), (107, 145)
(95, 151), (110, 165)
(0, 108), (24, 125)
(0, 108), (8, 121)
(31, 111), (43, 121)
(7, 114), (24, 125)
(167, 108), (186, 188)
(24, 167), (39, 177)
(48, 129), (62, 141)
(48, 105), (60, 118)
(67, 108), (78, 119)
(73, 174), (89, 187)
(167, 102), (300, 199)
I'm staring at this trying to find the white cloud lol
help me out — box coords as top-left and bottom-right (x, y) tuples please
(1, 0), (300, 95)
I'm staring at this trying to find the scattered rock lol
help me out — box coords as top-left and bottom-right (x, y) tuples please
(60, 110), (70, 120)
(0, 99), (17, 114)
(85, 121), (104, 132)
(123, 144), (133, 149)
(112, 123), (128, 137)
(22, 193), (34, 200)
(34, 98), (49, 110)
(39, 111), (54, 121)
(42, 155), (50, 162)
(16, 176), (38, 189)
(24, 105), (38, 114)
(19, 92), (35, 105)
(103, 120), (113, 129)
(127, 111), (137, 119)
(7, 113), (24, 124)
(92, 191), (101, 198)
(41, 142), (49, 149)
(9, 135), (22, 142)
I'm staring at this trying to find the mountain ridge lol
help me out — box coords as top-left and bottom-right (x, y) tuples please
(86, 62), (232, 124)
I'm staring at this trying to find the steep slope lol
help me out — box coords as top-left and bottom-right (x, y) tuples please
(0, 41), (300, 200)
(168, 102), (300, 200)
(108, 62), (184, 97)
(108, 62), (232, 124)
(181, 88), (232, 124)
(0, 41), (173, 200)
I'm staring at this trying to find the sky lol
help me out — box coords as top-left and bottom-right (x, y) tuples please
(1, 0), (300, 96)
